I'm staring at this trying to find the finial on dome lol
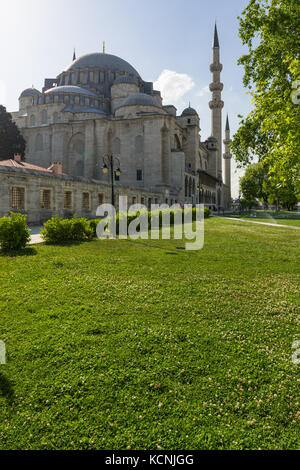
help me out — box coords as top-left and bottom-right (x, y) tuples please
(102, 41), (106, 54)
(73, 48), (76, 61)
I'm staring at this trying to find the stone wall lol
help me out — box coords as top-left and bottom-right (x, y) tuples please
(0, 167), (164, 226)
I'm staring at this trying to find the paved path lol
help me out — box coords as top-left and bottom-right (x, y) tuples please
(220, 217), (300, 230)
(29, 226), (44, 246)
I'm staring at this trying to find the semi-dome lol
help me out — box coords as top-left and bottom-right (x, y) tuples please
(20, 88), (41, 98)
(118, 93), (161, 109)
(45, 85), (97, 97)
(113, 75), (138, 85)
(64, 53), (141, 78)
(182, 106), (198, 116)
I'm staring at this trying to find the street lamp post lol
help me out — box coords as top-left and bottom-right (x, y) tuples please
(197, 184), (204, 204)
(102, 155), (121, 207)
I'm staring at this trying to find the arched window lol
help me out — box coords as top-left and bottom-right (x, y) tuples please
(185, 176), (188, 198)
(41, 110), (47, 125)
(189, 178), (192, 198)
(35, 134), (43, 151)
(135, 136), (144, 154)
(174, 134), (181, 150)
(112, 138), (121, 155)
(192, 180), (195, 195)
(30, 115), (36, 127)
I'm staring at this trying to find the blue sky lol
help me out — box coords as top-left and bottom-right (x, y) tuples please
(0, 0), (253, 196)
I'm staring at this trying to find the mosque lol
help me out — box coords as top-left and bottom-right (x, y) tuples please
(0, 24), (232, 224)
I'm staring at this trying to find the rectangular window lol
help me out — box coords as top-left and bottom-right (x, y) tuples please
(40, 189), (51, 209)
(82, 192), (90, 210)
(64, 191), (73, 209)
(141, 197), (145, 205)
(132, 197), (137, 205)
(137, 169), (143, 181)
(12, 187), (25, 210)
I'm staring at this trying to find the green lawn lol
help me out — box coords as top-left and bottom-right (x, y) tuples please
(0, 218), (299, 450)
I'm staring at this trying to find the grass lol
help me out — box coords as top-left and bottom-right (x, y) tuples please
(0, 218), (299, 450)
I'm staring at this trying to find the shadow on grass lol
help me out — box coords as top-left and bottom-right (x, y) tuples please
(44, 239), (95, 247)
(0, 247), (38, 258)
(0, 373), (14, 404)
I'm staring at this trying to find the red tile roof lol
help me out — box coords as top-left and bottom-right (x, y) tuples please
(0, 159), (53, 173)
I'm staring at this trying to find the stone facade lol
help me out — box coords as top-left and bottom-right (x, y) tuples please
(2, 24), (232, 224)
(0, 165), (164, 225)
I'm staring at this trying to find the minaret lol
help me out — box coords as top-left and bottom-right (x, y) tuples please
(223, 114), (232, 195)
(73, 48), (76, 61)
(209, 22), (224, 181)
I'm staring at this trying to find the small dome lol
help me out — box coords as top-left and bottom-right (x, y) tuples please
(44, 85), (97, 97)
(118, 93), (161, 109)
(182, 106), (198, 116)
(20, 88), (41, 98)
(207, 136), (217, 142)
(113, 75), (138, 85)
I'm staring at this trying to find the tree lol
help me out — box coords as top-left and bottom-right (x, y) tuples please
(240, 162), (269, 206)
(240, 161), (298, 210)
(0, 105), (26, 161)
(232, 0), (300, 195)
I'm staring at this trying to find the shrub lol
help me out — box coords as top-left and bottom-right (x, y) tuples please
(0, 212), (31, 252)
(41, 216), (93, 243)
(204, 207), (211, 219)
(88, 219), (102, 238)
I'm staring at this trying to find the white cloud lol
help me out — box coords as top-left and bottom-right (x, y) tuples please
(196, 85), (210, 97)
(154, 69), (195, 105)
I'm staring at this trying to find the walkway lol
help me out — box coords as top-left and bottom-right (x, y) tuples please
(29, 226), (44, 246)
(220, 217), (300, 230)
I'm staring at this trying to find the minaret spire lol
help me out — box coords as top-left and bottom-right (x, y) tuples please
(209, 21), (224, 184)
(73, 48), (76, 61)
(223, 113), (232, 203)
(213, 20), (220, 48)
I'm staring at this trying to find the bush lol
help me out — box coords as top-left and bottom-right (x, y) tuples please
(41, 216), (94, 243)
(88, 219), (102, 238)
(0, 212), (31, 252)
(111, 207), (211, 236)
(204, 207), (211, 219)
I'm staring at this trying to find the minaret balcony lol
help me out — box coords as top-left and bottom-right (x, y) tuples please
(223, 152), (232, 160)
(210, 64), (223, 73)
(209, 100), (224, 110)
(209, 83), (224, 92)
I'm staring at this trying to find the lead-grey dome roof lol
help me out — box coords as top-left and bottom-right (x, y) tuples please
(113, 75), (138, 85)
(118, 93), (161, 109)
(45, 85), (97, 97)
(207, 136), (217, 142)
(182, 107), (198, 116)
(64, 53), (141, 78)
(20, 88), (41, 98)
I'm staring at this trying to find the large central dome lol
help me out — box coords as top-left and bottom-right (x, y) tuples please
(64, 53), (141, 78)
